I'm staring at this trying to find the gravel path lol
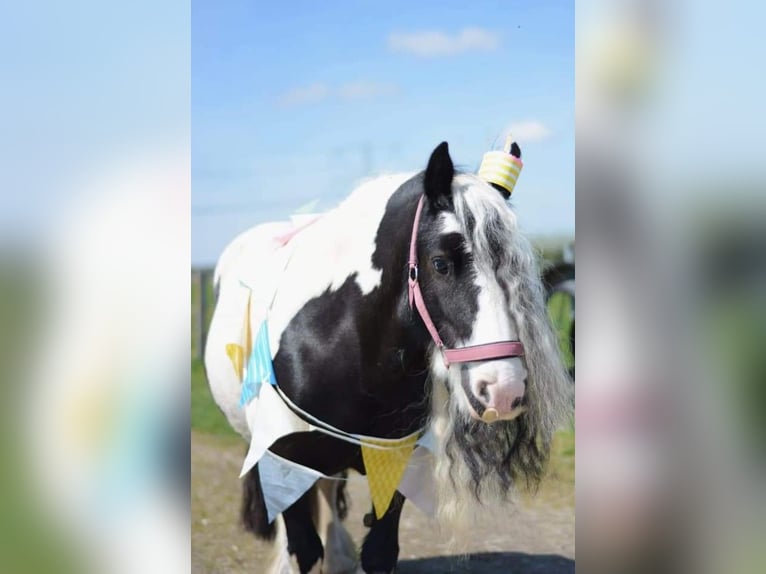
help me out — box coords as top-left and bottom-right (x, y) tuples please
(192, 432), (574, 573)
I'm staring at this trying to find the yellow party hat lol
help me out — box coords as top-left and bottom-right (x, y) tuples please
(361, 433), (420, 519)
(478, 134), (523, 197)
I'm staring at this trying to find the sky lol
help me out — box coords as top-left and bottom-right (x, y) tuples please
(192, 0), (574, 265)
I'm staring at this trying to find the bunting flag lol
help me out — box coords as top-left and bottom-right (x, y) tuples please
(240, 382), (311, 478)
(397, 445), (437, 517)
(239, 381), (438, 520)
(417, 428), (436, 452)
(239, 320), (277, 407)
(225, 293), (252, 382)
(361, 433), (420, 519)
(258, 451), (324, 523)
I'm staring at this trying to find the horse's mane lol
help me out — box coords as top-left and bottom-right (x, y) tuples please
(430, 173), (573, 528)
(452, 173), (572, 443)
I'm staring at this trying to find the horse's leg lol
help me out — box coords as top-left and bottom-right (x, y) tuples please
(241, 464), (294, 573)
(316, 478), (357, 574)
(360, 491), (406, 574)
(283, 486), (325, 574)
(268, 516), (295, 574)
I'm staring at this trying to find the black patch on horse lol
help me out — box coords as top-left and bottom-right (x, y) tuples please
(241, 463), (276, 540)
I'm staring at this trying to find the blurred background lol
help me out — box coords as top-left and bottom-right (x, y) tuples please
(0, 1), (191, 573)
(577, 0), (766, 572)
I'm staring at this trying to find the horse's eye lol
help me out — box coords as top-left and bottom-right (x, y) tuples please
(432, 257), (450, 275)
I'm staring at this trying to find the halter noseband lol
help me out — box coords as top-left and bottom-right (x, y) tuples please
(407, 194), (525, 368)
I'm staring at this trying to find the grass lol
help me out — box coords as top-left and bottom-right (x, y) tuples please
(539, 426), (575, 506)
(191, 358), (238, 439)
(547, 291), (575, 370)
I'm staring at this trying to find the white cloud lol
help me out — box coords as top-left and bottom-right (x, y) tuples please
(277, 83), (329, 107)
(337, 81), (398, 101)
(388, 27), (500, 57)
(277, 81), (398, 107)
(505, 120), (553, 144)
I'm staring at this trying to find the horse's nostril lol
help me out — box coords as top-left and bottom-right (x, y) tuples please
(511, 396), (523, 409)
(478, 381), (490, 403)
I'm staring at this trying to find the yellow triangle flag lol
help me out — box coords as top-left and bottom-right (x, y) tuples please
(225, 293), (252, 382)
(361, 433), (419, 519)
(225, 343), (245, 381)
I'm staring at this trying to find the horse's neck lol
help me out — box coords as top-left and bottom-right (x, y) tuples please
(267, 174), (431, 436)
(266, 173), (414, 356)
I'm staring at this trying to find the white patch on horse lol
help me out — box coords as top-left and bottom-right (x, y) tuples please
(438, 211), (462, 235)
(448, 174), (528, 417)
(267, 516), (294, 574)
(463, 269), (528, 398)
(267, 173), (413, 354)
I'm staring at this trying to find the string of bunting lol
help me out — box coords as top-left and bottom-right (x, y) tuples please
(227, 288), (435, 520)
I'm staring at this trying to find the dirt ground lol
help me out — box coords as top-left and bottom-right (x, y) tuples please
(192, 432), (574, 573)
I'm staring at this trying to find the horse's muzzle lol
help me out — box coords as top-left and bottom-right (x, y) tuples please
(472, 376), (527, 423)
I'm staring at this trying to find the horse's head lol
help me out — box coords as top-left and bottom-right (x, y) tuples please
(410, 142), (571, 513)
(413, 142), (528, 423)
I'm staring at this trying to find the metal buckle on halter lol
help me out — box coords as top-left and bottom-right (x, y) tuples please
(407, 264), (418, 311)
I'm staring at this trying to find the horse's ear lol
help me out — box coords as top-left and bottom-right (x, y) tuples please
(424, 141), (454, 209)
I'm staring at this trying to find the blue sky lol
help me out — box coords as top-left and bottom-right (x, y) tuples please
(192, 0), (574, 265)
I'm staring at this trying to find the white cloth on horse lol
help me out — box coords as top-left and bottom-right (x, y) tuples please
(416, 428), (436, 452)
(239, 320), (277, 406)
(240, 382), (312, 477)
(237, 246), (291, 315)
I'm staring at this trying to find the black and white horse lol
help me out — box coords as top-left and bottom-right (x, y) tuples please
(205, 142), (571, 573)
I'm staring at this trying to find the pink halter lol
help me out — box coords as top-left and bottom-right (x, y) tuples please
(408, 194), (525, 368)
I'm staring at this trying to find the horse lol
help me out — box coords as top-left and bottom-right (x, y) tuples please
(204, 142), (571, 573)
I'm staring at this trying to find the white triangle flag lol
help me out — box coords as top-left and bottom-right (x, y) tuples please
(240, 383), (311, 477)
(416, 428), (436, 452)
(258, 451), (324, 523)
(398, 445), (436, 517)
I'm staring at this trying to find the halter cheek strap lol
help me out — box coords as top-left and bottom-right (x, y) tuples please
(407, 194), (525, 368)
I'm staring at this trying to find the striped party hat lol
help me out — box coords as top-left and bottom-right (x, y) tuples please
(478, 134), (523, 198)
